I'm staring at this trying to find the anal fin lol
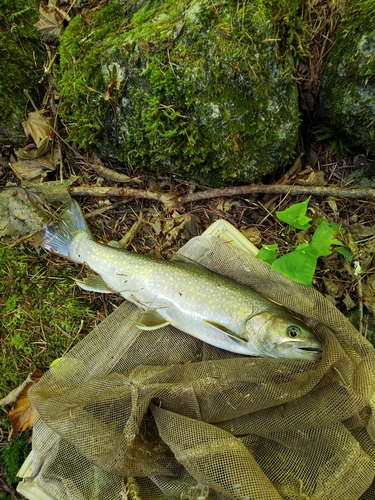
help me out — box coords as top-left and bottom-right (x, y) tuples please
(75, 274), (113, 294)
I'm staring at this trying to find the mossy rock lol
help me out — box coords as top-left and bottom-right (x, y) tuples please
(0, 0), (45, 145)
(57, 0), (308, 186)
(319, 0), (375, 154)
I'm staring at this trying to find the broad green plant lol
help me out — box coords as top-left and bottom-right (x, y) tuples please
(256, 197), (353, 286)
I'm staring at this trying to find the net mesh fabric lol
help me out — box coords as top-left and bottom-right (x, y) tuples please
(28, 234), (375, 499)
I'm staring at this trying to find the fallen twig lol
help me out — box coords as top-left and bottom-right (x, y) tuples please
(69, 185), (176, 207)
(69, 183), (375, 208)
(176, 184), (375, 204)
(82, 161), (143, 185)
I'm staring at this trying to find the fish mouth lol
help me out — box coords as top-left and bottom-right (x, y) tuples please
(276, 342), (322, 360)
(295, 346), (322, 360)
(298, 347), (322, 353)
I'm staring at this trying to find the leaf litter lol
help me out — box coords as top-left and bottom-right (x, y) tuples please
(1, 370), (43, 437)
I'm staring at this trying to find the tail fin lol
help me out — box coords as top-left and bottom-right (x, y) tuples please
(33, 200), (92, 258)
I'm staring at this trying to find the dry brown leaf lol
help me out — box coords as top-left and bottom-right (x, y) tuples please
(7, 369), (43, 436)
(22, 111), (53, 146)
(15, 136), (51, 160)
(325, 197), (339, 218)
(104, 79), (118, 101)
(361, 277), (375, 315)
(0, 187), (47, 237)
(343, 293), (356, 311)
(348, 224), (375, 239)
(240, 227), (262, 248)
(216, 199), (242, 212)
(150, 213), (194, 246)
(34, 2), (64, 42)
(295, 169), (326, 186)
(323, 277), (344, 301)
(9, 156), (56, 182)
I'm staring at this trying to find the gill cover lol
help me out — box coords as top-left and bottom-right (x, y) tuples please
(245, 310), (321, 359)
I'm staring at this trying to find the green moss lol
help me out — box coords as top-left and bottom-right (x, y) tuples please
(0, 430), (31, 486)
(0, 243), (102, 399)
(319, 0), (375, 152)
(0, 0), (45, 144)
(56, 0), (309, 186)
(55, 3), (128, 146)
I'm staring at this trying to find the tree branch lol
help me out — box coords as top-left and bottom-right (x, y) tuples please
(69, 183), (375, 208)
(176, 184), (375, 203)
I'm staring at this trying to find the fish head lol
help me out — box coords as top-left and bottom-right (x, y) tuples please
(245, 310), (322, 360)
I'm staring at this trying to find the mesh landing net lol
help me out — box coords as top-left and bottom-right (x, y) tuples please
(26, 233), (375, 500)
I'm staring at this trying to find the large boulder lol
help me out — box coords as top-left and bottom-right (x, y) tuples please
(57, 0), (306, 186)
(0, 0), (45, 145)
(319, 0), (375, 154)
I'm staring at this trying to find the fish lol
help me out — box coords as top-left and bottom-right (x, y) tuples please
(33, 200), (322, 360)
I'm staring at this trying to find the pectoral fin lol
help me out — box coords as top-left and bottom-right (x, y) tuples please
(204, 320), (248, 343)
(75, 274), (113, 293)
(136, 309), (171, 330)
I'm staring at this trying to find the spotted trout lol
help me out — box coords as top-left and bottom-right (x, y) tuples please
(34, 200), (322, 360)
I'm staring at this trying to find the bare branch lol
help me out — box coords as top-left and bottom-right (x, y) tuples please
(176, 184), (375, 204)
(69, 183), (375, 208)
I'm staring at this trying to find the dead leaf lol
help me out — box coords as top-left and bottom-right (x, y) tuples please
(343, 293), (356, 311)
(34, 2), (64, 42)
(15, 136), (51, 160)
(276, 156), (302, 185)
(216, 199), (242, 212)
(183, 215), (200, 239)
(104, 79), (118, 101)
(25, 177), (78, 204)
(9, 156), (56, 182)
(151, 213), (195, 246)
(348, 224), (375, 239)
(0, 187), (48, 237)
(0, 370), (42, 407)
(240, 226), (262, 248)
(295, 168), (326, 186)
(362, 274), (375, 316)
(22, 110), (54, 146)
(149, 218), (162, 236)
(7, 370), (43, 436)
(174, 20), (185, 38)
(323, 277), (344, 300)
(325, 197), (339, 218)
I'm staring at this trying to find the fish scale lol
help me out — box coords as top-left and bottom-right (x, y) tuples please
(33, 200), (322, 360)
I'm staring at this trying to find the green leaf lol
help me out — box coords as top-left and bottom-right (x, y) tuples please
(276, 197), (312, 229)
(316, 218), (340, 231)
(331, 239), (343, 246)
(256, 244), (278, 264)
(311, 219), (336, 257)
(336, 246), (353, 262)
(295, 242), (311, 250)
(271, 246), (317, 286)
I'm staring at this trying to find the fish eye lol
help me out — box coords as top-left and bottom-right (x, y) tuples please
(287, 325), (301, 338)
